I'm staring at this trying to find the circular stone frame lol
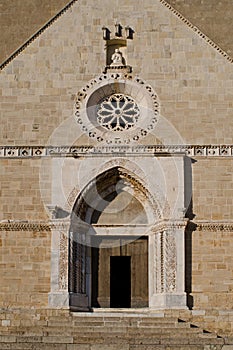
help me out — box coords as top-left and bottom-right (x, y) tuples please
(74, 72), (160, 144)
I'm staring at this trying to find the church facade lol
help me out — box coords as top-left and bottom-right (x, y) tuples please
(1, 0), (233, 338)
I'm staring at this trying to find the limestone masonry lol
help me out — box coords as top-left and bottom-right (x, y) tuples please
(0, 0), (233, 348)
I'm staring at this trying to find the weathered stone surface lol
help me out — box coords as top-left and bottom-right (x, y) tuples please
(0, 0), (70, 64)
(166, 0), (233, 57)
(0, 0), (233, 344)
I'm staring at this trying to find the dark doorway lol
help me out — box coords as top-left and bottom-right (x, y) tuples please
(110, 256), (131, 308)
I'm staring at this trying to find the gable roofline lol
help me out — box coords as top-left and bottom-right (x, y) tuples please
(0, 0), (232, 71)
(159, 0), (233, 64)
(0, 0), (79, 71)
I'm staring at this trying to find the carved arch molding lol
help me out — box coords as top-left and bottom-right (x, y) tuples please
(48, 163), (188, 310)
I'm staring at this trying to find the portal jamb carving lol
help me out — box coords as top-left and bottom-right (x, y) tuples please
(149, 220), (187, 309)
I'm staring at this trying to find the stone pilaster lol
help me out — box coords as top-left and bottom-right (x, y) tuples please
(149, 220), (188, 309)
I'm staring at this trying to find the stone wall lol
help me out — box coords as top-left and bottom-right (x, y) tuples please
(191, 230), (233, 310)
(1, 0), (233, 146)
(166, 0), (233, 57)
(0, 0), (69, 64)
(1, 0), (233, 65)
(0, 230), (50, 308)
(0, 0), (233, 315)
(0, 159), (47, 221)
(193, 159), (233, 221)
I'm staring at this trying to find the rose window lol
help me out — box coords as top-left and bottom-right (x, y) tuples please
(97, 94), (140, 131)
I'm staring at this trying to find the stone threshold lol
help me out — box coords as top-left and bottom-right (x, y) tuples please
(72, 308), (166, 317)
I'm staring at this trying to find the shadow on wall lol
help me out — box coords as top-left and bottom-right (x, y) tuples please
(184, 156), (197, 310)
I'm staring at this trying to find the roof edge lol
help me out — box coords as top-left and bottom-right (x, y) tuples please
(160, 0), (233, 63)
(0, 0), (78, 71)
(0, 0), (232, 71)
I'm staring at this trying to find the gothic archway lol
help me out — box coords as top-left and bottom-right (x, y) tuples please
(68, 166), (161, 310)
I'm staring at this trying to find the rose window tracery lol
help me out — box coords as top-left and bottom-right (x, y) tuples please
(97, 93), (140, 131)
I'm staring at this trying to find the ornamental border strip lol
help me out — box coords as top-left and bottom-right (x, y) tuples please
(0, 145), (233, 158)
(1, 220), (233, 232)
(195, 223), (233, 233)
(0, 221), (70, 232)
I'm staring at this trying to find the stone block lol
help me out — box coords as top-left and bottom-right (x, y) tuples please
(0, 335), (16, 343)
(67, 346), (90, 350)
(90, 346), (129, 350)
(42, 336), (73, 344)
(16, 336), (43, 343)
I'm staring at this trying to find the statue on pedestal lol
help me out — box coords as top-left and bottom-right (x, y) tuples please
(110, 49), (124, 66)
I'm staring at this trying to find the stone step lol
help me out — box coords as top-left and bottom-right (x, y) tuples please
(72, 315), (178, 322)
(0, 314), (225, 350)
(45, 322), (189, 330)
(43, 317), (176, 325)
(0, 324), (206, 337)
(72, 319), (178, 326)
(0, 344), (210, 350)
(0, 337), (224, 350)
(72, 327), (203, 334)
(0, 330), (220, 342)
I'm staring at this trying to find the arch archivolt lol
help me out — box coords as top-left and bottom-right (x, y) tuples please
(49, 158), (187, 311)
(71, 164), (166, 226)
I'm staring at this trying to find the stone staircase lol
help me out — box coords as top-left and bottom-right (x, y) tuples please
(0, 309), (229, 349)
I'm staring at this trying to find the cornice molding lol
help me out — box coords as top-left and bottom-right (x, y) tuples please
(153, 219), (188, 233)
(1, 220), (233, 233)
(1, 145), (233, 159)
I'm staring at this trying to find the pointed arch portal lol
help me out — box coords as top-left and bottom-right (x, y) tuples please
(68, 167), (156, 310)
(49, 158), (188, 311)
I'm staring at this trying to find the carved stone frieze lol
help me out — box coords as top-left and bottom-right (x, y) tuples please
(65, 187), (80, 211)
(1, 145), (233, 158)
(163, 230), (176, 292)
(154, 229), (177, 293)
(1, 220), (233, 233)
(0, 220), (70, 232)
(0, 221), (51, 232)
(188, 221), (233, 233)
(153, 219), (189, 234)
(154, 232), (162, 293)
(59, 232), (68, 290)
(71, 166), (163, 224)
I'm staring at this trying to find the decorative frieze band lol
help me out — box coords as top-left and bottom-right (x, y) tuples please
(0, 221), (70, 232)
(153, 219), (188, 234)
(193, 222), (233, 233)
(1, 145), (233, 158)
(1, 220), (233, 233)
